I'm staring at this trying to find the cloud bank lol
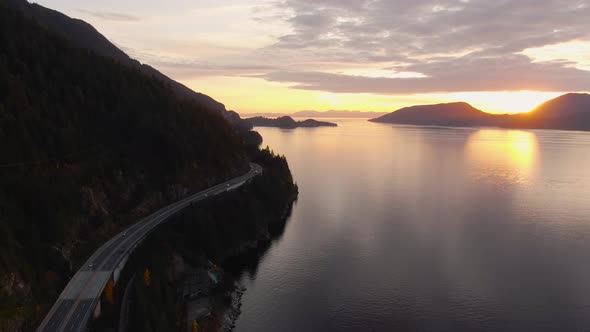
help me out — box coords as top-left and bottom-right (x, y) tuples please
(255, 0), (590, 93)
(75, 0), (590, 96)
(77, 9), (142, 22)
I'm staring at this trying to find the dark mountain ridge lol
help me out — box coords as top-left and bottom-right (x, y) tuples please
(508, 93), (590, 131)
(370, 93), (590, 131)
(370, 102), (498, 127)
(4, 0), (250, 128)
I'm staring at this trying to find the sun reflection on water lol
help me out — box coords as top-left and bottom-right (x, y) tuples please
(466, 129), (539, 185)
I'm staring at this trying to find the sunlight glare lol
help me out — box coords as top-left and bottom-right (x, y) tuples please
(466, 129), (539, 185)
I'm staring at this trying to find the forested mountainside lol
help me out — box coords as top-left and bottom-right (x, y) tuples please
(0, 2), (276, 329)
(2, 0), (251, 129)
(99, 148), (298, 332)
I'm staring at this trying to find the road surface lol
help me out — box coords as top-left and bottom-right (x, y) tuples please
(36, 163), (262, 332)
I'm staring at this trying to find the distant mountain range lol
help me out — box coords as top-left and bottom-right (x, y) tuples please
(245, 116), (337, 129)
(243, 110), (389, 118)
(370, 93), (590, 131)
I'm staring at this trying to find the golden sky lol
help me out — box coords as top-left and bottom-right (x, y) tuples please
(39, 0), (590, 115)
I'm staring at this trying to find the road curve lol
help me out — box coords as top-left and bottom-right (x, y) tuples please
(36, 163), (263, 332)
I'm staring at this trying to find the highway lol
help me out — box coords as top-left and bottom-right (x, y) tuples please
(36, 163), (262, 332)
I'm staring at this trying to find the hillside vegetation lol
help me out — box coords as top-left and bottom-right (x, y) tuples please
(0, 2), (271, 327)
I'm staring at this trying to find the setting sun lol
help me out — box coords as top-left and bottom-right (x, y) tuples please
(467, 129), (539, 184)
(187, 79), (569, 114)
(428, 91), (567, 114)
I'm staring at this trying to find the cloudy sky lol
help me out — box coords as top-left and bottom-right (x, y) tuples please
(37, 0), (590, 114)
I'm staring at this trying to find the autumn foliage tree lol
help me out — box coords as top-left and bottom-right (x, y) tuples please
(104, 279), (114, 304)
(143, 268), (151, 288)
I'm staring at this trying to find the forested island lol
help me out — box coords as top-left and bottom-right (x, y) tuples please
(245, 116), (337, 129)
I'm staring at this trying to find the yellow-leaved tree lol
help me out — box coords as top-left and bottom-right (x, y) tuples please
(144, 268), (151, 287)
(104, 279), (114, 303)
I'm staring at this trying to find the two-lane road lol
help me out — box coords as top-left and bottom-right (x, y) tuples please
(37, 163), (262, 332)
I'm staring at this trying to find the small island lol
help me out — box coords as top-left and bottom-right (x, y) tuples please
(245, 116), (337, 129)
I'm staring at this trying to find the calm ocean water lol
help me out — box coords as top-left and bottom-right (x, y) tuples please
(234, 119), (590, 331)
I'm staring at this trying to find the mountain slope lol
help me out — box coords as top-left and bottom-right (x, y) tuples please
(3, 0), (247, 125)
(4, 0), (131, 63)
(533, 93), (590, 117)
(0, 2), (249, 327)
(510, 93), (590, 130)
(370, 102), (497, 127)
